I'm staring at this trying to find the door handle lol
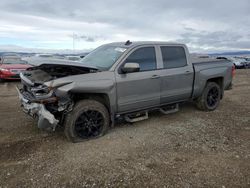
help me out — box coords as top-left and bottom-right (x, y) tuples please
(184, 70), (191, 75)
(151, 75), (160, 79)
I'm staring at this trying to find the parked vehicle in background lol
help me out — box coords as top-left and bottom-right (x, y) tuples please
(23, 56), (81, 66)
(35, 54), (54, 58)
(1, 54), (21, 61)
(216, 56), (228, 60)
(228, 57), (247, 69)
(17, 41), (234, 142)
(244, 58), (250, 68)
(0, 57), (32, 81)
(65, 56), (81, 61)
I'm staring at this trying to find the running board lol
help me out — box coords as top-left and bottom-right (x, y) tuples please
(124, 111), (148, 123)
(160, 104), (179, 115)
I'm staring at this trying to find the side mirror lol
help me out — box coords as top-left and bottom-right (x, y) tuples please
(121, 62), (140, 73)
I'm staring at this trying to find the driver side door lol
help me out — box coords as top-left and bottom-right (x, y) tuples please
(115, 46), (161, 113)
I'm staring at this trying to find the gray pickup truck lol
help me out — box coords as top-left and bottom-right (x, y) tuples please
(17, 41), (235, 142)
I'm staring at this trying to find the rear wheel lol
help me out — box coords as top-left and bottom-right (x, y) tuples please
(64, 99), (110, 142)
(196, 82), (221, 111)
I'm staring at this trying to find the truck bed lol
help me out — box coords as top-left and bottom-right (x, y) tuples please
(191, 57), (228, 64)
(191, 57), (233, 99)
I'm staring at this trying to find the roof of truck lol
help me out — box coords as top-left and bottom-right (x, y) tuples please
(107, 41), (184, 48)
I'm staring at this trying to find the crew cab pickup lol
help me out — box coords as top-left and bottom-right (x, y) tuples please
(17, 41), (235, 142)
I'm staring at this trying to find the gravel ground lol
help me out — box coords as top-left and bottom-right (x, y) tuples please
(0, 69), (249, 188)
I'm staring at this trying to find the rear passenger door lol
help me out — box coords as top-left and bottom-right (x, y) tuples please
(157, 45), (194, 104)
(115, 46), (161, 113)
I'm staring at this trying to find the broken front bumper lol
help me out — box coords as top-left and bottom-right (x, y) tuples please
(16, 86), (59, 131)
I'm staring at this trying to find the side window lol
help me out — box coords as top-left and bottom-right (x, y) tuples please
(125, 47), (156, 71)
(161, 46), (187, 69)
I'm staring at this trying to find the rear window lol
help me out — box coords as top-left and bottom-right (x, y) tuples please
(161, 46), (187, 69)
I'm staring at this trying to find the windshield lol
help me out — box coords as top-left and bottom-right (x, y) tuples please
(80, 45), (127, 70)
(3, 59), (28, 64)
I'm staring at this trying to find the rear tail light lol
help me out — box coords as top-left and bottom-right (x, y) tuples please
(232, 65), (236, 77)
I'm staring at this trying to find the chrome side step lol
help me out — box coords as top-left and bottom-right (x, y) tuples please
(124, 111), (148, 123)
(123, 103), (179, 123)
(160, 104), (179, 115)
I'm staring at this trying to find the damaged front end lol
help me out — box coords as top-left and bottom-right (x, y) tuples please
(16, 88), (59, 131)
(16, 63), (97, 131)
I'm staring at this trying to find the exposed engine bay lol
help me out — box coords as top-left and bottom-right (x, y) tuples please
(23, 63), (98, 84)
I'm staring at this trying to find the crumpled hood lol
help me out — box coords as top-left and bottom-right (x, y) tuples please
(21, 62), (98, 85)
(27, 61), (98, 70)
(44, 71), (115, 88)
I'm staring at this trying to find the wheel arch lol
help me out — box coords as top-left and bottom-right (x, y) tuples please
(71, 92), (110, 112)
(70, 92), (115, 126)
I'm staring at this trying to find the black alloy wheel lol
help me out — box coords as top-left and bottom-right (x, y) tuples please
(206, 86), (219, 108)
(196, 82), (222, 111)
(64, 99), (110, 142)
(75, 110), (104, 139)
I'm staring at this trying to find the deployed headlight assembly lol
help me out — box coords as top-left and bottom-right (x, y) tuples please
(31, 85), (51, 95)
(30, 85), (54, 100)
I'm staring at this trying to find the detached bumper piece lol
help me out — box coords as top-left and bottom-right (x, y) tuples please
(16, 86), (59, 131)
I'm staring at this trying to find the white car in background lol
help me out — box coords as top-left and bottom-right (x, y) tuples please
(65, 56), (81, 61)
(228, 57), (247, 69)
(244, 58), (250, 68)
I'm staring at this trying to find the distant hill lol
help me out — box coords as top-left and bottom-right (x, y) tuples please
(0, 51), (90, 57)
(0, 45), (91, 55)
(0, 51), (36, 57)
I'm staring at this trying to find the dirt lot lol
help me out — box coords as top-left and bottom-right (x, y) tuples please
(0, 70), (249, 188)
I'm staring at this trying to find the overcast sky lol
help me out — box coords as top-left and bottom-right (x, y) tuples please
(0, 0), (249, 53)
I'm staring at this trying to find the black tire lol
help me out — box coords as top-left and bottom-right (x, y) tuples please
(196, 82), (221, 111)
(64, 99), (110, 142)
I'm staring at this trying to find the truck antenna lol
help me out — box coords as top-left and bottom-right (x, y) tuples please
(125, 40), (132, 45)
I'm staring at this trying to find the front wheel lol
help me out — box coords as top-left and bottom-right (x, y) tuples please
(64, 99), (110, 142)
(196, 82), (221, 111)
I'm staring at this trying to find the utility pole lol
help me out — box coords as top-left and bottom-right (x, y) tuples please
(72, 32), (75, 52)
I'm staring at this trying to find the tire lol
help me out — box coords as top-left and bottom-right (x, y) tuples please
(64, 99), (110, 142)
(196, 82), (221, 111)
